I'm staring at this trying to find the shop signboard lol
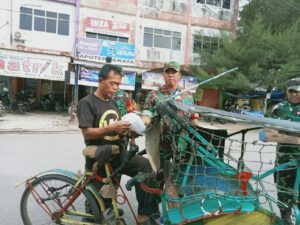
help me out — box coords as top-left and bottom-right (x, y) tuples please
(65, 71), (76, 85)
(142, 72), (198, 92)
(141, 72), (164, 90)
(0, 49), (69, 81)
(119, 72), (136, 91)
(77, 37), (135, 66)
(78, 67), (99, 87)
(180, 76), (198, 93)
(84, 17), (130, 37)
(78, 66), (136, 91)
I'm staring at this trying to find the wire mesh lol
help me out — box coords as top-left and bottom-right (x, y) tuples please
(155, 100), (300, 224)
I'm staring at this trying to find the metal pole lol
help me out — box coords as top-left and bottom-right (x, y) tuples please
(166, 67), (238, 101)
(74, 64), (79, 104)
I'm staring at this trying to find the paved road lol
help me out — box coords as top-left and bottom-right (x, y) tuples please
(0, 133), (143, 225)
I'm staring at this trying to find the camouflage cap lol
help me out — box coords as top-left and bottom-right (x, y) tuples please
(287, 78), (300, 91)
(163, 61), (180, 72)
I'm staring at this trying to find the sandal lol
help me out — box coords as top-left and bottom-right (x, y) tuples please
(138, 216), (159, 225)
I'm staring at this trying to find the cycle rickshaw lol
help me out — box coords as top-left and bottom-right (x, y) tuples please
(18, 98), (300, 225)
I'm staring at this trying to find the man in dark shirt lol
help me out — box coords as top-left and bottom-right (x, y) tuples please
(77, 64), (158, 225)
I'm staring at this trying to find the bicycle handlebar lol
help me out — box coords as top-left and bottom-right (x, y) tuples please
(125, 177), (139, 191)
(125, 172), (159, 192)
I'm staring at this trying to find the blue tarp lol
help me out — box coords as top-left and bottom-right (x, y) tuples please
(270, 90), (285, 100)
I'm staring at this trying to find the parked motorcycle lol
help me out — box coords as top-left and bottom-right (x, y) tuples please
(10, 97), (26, 114)
(40, 94), (52, 111)
(41, 92), (64, 112)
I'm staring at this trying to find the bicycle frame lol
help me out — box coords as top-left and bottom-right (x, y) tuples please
(22, 163), (139, 225)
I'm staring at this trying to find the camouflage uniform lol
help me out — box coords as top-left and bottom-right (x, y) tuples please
(271, 80), (300, 219)
(114, 89), (128, 117)
(143, 85), (195, 165)
(143, 85), (194, 119)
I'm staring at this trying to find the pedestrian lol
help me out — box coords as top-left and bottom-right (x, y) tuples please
(77, 64), (159, 225)
(271, 77), (300, 220)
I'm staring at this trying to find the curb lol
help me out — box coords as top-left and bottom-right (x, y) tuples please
(0, 129), (80, 134)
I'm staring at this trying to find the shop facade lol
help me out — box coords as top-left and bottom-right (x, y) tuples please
(0, 48), (71, 109)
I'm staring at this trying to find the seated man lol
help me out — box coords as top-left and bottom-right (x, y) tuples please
(77, 64), (159, 225)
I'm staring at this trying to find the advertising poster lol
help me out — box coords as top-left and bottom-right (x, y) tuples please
(78, 67), (99, 87)
(78, 66), (136, 90)
(77, 37), (135, 66)
(142, 72), (198, 92)
(180, 76), (198, 93)
(141, 72), (164, 90)
(119, 72), (136, 91)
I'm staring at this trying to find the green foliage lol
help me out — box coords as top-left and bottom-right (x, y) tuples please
(193, 0), (300, 91)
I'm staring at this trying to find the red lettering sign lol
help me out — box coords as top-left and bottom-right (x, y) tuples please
(0, 56), (67, 81)
(85, 17), (130, 33)
(0, 59), (4, 69)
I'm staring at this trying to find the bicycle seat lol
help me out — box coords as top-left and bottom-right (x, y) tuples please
(82, 145), (97, 158)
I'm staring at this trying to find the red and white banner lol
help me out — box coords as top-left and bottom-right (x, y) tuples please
(84, 17), (130, 37)
(0, 49), (70, 81)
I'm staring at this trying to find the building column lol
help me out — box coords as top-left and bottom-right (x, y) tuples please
(184, 0), (193, 66)
(231, 0), (240, 40)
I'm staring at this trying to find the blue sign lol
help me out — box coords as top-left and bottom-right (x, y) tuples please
(79, 67), (99, 83)
(100, 40), (135, 60)
(77, 37), (136, 66)
(78, 66), (136, 90)
(119, 72), (136, 91)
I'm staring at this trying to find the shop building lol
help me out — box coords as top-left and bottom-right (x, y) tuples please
(0, 0), (77, 108)
(0, 0), (240, 108)
(74, 0), (239, 104)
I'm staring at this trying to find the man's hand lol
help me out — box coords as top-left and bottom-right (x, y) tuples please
(110, 121), (131, 135)
(141, 115), (151, 126)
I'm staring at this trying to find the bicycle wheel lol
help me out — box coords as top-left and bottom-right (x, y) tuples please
(20, 174), (102, 225)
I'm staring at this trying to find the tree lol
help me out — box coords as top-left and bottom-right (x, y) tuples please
(194, 0), (300, 92)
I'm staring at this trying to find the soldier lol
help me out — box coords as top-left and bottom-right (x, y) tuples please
(141, 61), (199, 169)
(271, 77), (300, 220)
